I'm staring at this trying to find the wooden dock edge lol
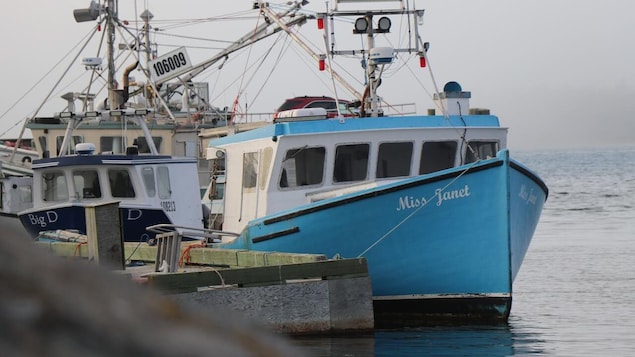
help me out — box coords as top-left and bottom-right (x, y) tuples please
(32, 241), (375, 334)
(34, 241), (328, 267)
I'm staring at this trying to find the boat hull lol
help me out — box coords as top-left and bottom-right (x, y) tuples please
(18, 204), (176, 243)
(218, 151), (547, 325)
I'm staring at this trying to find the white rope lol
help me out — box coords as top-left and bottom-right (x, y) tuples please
(357, 159), (482, 258)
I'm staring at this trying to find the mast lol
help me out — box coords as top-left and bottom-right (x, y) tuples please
(106, 0), (118, 110)
(139, 9), (155, 107)
(260, 0), (425, 118)
(363, 13), (380, 115)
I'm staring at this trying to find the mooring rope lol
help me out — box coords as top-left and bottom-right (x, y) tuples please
(356, 159), (482, 258)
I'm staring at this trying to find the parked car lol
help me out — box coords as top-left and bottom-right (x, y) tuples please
(274, 96), (358, 119)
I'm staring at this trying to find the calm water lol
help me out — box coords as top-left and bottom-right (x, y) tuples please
(291, 147), (635, 356)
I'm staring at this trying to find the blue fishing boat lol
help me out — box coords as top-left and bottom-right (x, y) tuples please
(204, 1), (548, 326)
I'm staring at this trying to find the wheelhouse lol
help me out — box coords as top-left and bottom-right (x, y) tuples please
(209, 113), (507, 234)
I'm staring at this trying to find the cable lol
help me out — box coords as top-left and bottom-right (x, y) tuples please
(357, 159), (482, 258)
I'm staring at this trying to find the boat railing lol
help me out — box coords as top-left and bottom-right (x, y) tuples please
(381, 102), (417, 116)
(146, 223), (239, 242)
(146, 223), (240, 273)
(230, 112), (275, 124)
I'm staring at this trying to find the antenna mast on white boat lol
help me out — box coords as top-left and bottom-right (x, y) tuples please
(106, 0), (118, 112)
(57, 0), (161, 156)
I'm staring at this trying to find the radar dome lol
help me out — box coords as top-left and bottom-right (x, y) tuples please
(443, 81), (462, 92)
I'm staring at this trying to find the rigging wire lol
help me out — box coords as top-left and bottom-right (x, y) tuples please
(82, 16), (108, 112)
(243, 35), (293, 113)
(356, 159), (482, 258)
(0, 25), (101, 138)
(2, 21), (103, 148)
(412, 33), (479, 162)
(229, 10), (265, 123)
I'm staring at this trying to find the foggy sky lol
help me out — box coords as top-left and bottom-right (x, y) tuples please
(0, 0), (633, 150)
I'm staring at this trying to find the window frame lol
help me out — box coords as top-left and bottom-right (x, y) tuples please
(333, 143), (370, 183)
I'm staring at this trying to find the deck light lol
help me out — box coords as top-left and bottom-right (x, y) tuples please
(73, 1), (101, 23)
(319, 54), (326, 71)
(354, 17), (369, 34)
(317, 15), (325, 29)
(377, 17), (391, 33)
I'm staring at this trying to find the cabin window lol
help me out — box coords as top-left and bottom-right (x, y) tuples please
(19, 184), (32, 204)
(42, 171), (68, 202)
(419, 141), (457, 174)
(465, 141), (499, 163)
(37, 136), (47, 157)
(108, 169), (135, 198)
(215, 182), (225, 199)
(279, 146), (325, 188)
(242, 152), (258, 189)
(333, 144), (369, 183)
(260, 148), (273, 190)
(100, 137), (126, 153)
(157, 166), (171, 199)
(208, 177), (225, 200)
(376, 142), (413, 178)
(136, 136), (163, 154)
(142, 167), (156, 197)
(72, 169), (101, 199)
(305, 100), (337, 110)
(55, 135), (83, 156)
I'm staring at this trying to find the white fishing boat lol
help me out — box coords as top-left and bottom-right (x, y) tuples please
(17, 0), (309, 243)
(0, 139), (35, 240)
(0, 139), (38, 168)
(200, 0), (548, 326)
(0, 162), (32, 240)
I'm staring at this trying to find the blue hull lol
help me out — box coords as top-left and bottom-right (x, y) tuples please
(19, 205), (176, 243)
(217, 150), (547, 325)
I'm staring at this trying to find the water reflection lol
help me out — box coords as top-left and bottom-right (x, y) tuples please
(292, 320), (546, 356)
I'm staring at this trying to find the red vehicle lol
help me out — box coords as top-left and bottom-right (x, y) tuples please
(274, 96), (357, 119)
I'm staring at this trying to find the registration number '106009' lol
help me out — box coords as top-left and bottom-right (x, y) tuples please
(149, 47), (192, 82)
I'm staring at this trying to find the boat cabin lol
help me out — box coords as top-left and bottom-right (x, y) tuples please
(207, 86), (508, 235)
(21, 143), (203, 241)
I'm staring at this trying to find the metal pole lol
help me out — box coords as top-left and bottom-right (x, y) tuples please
(107, 0), (118, 110)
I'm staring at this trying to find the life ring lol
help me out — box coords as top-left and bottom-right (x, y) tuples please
(21, 156), (32, 164)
